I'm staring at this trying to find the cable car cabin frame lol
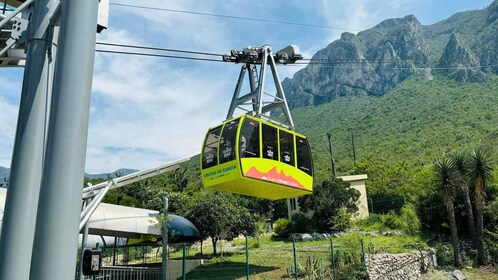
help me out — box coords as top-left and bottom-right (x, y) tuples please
(201, 114), (313, 200)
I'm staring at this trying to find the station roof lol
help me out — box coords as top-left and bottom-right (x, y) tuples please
(0, 188), (201, 243)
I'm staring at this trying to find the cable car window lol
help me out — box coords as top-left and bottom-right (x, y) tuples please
(202, 126), (222, 169)
(240, 118), (260, 158)
(296, 136), (313, 175)
(279, 130), (295, 166)
(219, 119), (240, 164)
(262, 124), (278, 160)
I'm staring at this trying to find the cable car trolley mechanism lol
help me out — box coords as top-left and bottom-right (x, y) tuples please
(201, 45), (313, 200)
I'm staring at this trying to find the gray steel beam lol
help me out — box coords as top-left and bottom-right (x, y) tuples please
(268, 54), (294, 129)
(0, 1), (58, 279)
(29, 0), (99, 279)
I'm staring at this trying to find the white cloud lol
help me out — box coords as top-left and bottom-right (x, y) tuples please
(1, 0), (490, 172)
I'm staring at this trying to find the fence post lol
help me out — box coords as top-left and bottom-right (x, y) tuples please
(321, 259), (325, 280)
(330, 238), (336, 280)
(93, 242), (100, 280)
(360, 239), (368, 279)
(162, 196), (169, 280)
(246, 235), (250, 280)
(182, 243), (187, 280)
(293, 239), (298, 280)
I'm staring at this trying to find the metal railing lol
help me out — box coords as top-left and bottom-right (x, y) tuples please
(76, 266), (162, 280)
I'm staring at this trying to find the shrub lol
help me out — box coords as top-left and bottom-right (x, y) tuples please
(290, 212), (313, 233)
(396, 203), (421, 235)
(330, 208), (352, 233)
(484, 228), (498, 265)
(381, 210), (399, 229)
(273, 218), (290, 237)
(433, 242), (453, 267)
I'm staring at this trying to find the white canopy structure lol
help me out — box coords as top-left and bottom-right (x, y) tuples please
(0, 188), (200, 242)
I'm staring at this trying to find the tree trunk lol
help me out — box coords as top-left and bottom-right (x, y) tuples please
(475, 206), (485, 265)
(461, 185), (477, 248)
(475, 176), (486, 265)
(212, 237), (218, 256)
(446, 201), (462, 268)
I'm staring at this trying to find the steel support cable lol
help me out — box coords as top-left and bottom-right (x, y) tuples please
(95, 47), (498, 71)
(287, 62), (498, 70)
(95, 49), (229, 63)
(109, 2), (360, 31)
(96, 41), (224, 57)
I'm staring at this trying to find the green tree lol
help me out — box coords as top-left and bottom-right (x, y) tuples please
(434, 157), (462, 268)
(469, 148), (493, 265)
(186, 192), (254, 255)
(452, 152), (477, 247)
(300, 178), (359, 232)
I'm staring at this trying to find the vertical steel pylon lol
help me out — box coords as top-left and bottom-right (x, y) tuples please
(224, 45), (302, 130)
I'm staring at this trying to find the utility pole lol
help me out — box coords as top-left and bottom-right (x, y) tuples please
(0, 1), (58, 279)
(29, 1), (99, 279)
(326, 133), (337, 177)
(351, 131), (357, 162)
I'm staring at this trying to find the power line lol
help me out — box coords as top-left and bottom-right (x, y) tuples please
(110, 2), (360, 31)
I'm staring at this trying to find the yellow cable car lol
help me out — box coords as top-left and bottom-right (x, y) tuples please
(201, 114), (313, 200)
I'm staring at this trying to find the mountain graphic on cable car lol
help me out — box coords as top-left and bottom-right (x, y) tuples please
(244, 166), (307, 190)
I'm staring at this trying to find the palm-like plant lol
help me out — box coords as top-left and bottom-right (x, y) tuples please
(468, 148), (493, 265)
(434, 157), (462, 268)
(452, 152), (477, 248)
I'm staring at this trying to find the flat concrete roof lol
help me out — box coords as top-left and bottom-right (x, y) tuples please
(338, 174), (368, 182)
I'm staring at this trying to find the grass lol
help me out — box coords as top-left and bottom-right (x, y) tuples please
(179, 231), (429, 279)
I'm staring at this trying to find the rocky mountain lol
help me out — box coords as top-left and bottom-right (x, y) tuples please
(283, 1), (498, 108)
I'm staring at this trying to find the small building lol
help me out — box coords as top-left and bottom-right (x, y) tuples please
(338, 174), (369, 219)
(287, 174), (369, 220)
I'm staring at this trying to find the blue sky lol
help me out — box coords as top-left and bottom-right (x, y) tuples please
(0, 0), (494, 173)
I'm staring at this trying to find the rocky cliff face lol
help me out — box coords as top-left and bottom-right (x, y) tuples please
(437, 33), (489, 83)
(283, 1), (498, 109)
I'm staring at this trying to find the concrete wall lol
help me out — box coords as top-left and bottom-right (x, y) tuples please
(167, 259), (203, 279)
(339, 174), (369, 219)
(366, 248), (437, 280)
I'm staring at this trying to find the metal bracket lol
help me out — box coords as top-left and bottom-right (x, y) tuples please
(225, 45), (302, 129)
(6, 16), (28, 46)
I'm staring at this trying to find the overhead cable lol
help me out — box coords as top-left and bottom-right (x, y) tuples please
(95, 49), (228, 63)
(96, 42), (224, 57)
(95, 43), (498, 71)
(109, 2), (360, 31)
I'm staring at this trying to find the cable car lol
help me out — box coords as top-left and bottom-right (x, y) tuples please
(201, 114), (313, 200)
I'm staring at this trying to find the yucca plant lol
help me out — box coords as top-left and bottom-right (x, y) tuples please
(468, 148), (493, 265)
(452, 151), (477, 248)
(433, 157), (462, 268)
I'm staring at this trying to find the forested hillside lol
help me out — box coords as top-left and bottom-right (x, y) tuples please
(294, 74), (498, 183)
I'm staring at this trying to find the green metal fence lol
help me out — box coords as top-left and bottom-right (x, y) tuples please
(76, 237), (425, 279)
